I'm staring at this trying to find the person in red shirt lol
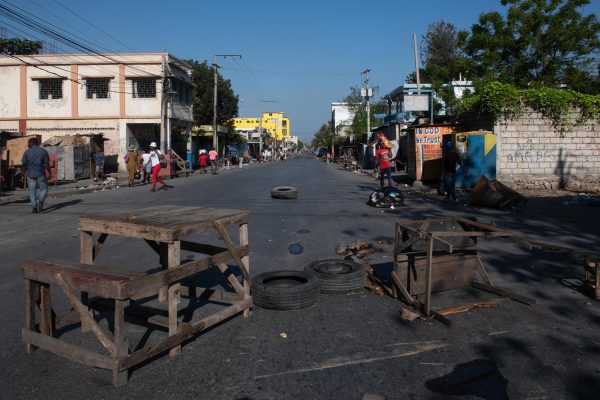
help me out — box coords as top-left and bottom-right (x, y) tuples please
(375, 139), (393, 189)
(198, 150), (208, 174)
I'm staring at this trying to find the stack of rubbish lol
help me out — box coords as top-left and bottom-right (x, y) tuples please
(563, 193), (600, 206)
(367, 187), (404, 208)
(468, 176), (527, 208)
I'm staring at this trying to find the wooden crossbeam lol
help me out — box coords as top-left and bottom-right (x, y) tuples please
(212, 219), (250, 282)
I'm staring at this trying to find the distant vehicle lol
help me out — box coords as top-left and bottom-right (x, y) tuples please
(314, 147), (326, 157)
(225, 143), (249, 164)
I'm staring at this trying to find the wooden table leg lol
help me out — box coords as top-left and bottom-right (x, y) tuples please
(424, 236), (434, 317)
(158, 243), (168, 302)
(80, 230), (93, 332)
(39, 283), (53, 337)
(24, 279), (37, 353)
(112, 299), (129, 387)
(168, 240), (181, 357)
(240, 222), (250, 317)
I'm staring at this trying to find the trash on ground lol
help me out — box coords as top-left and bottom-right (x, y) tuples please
(288, 243), (304, 255)
(336, 240), (380, 259)
(367, 187), (404, 208)
(563, 193), (600, 206)
(468, 176), (527, 208)
(400, 307), (421, 321)
(279, 332), (288, 339)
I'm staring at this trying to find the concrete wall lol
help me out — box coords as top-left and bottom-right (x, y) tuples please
(0, 65), (20, 117)
(495, 109), (600, 192)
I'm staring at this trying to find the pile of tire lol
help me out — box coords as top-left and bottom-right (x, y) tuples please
(251, 259), (366, 310)
(271, 186), (298, 199)
(304, 259), (366, 294)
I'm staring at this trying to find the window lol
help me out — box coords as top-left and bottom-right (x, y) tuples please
(39, 79), (63, 100)
(132, 78), (156, 98)
(85, 78), (110, 99)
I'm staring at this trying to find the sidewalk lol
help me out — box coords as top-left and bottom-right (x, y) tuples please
(0, 172), (131, 204)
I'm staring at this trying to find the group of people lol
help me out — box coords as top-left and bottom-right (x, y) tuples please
(371, 132), (468, 202)
(197, 148), (218, 175)
(123, 142), (171, 192)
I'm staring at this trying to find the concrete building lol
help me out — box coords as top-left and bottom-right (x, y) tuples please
(0, 52), (192, 171)
(232, 112), (290, 141)
(331, 102), (355, 138)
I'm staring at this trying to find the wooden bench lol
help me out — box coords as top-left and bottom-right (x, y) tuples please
(22, 255), (251, 386)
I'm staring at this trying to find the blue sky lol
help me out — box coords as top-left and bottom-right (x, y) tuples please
(3, 0), (599, 141)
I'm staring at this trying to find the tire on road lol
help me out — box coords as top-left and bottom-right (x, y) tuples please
(251, 270), (320, 310)
(271, 186), (298, 199)
(304, 259), (366, 294)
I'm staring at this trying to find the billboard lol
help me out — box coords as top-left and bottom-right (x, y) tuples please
(403, 94), (429, 111)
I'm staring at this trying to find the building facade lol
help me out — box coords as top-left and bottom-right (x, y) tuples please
(331, 102), (355, 138)
(232, 112), (290, 141)
(0, 52), (192, 171)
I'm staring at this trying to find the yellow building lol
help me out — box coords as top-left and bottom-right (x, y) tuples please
(232, 112), (290, 140)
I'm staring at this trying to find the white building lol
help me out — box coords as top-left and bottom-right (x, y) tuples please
(0, 52), (192, 171)
(331, 102), (355, 138)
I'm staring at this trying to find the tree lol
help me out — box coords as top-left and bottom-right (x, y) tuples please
(421, 21), (471, 83)
(0, 38), (42, 55)
(311, 123), (334, 148)
(459, 0), (600, 89)
(188, 60), (239, 126)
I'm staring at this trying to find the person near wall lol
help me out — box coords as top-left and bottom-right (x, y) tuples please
(21, 137), (52, 213)
(94, 148), (105, 182)
(125, 144), (139, 187)
(443, 141), (468, 203)
(375, 138), (393, 189)
(143, 142), (169, 192)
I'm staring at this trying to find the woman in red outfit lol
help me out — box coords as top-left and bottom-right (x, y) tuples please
(143, 142), (167, 192)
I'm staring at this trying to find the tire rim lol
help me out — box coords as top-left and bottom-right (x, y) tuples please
(314, 260), (354, 275)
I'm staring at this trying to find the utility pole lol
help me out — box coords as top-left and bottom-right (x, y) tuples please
(212, 54), (241, 154)
(413, 33), (421, 91)
(362, 69), (372, 141)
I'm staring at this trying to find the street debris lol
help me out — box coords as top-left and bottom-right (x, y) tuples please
(367, 187), (404, 208)
(288, 243), (304, 255)
(336, 240), (378, 259)
(393, 217), (536, 325)
(279, 332), (288, 339)
(563, 193), (600, 206)
(468, 176), (527, 208)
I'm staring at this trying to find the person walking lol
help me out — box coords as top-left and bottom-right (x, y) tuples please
(198, 149), (208, 174)
(375, 139), (393, 189)
(140, 152), (151, 184)
(94, 148), (105, 182)
(125, 144), (139, 187)
(209, 148), (218, 174)
(443, 141), (468, 203)
(143, 142), (168, 192)
(21, 137), (51, 213)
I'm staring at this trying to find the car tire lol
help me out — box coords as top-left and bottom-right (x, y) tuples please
(271, 186), (298, 199)
(304, 259), (366, 294)
(251, 270), (320, 310)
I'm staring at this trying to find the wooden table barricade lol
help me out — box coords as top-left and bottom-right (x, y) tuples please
(21, 206), (251, 386)
(393, 217), (536, 325)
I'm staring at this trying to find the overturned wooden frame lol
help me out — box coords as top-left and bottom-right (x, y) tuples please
(21, 206), (251, 386)
(392, 217), (535, 325)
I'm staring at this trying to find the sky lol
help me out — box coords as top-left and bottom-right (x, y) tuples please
(2, 0), (599, 142)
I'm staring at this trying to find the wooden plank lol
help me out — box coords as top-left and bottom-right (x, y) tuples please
(396, 255), (478, 296)
(180, 241), (227, 255)
(78, 206), (250, 243)
(119, 297), (252, 371)
(216, 263), (246, 297)
(431, 236), (454, 253)
(437, 298), (507, 316)
(55, 273), (118, 357)
(93, 233), (109, 259)
(472, 282), (536, 306)
(390, 271), (419, 308)
(24, 279), (37, 353)
(212, 219), (250, 282)
(239, 222), (250, 318)
(424, 237), (434, 316)
(39, 283), (53, 337)
(22, 329), (115, 370)
(112, 299), (129, 386)
(80, 230), (93, 333)
(475, 255), (493, 285)
(168, 241), (181, 357)
(158, 243), (168, 302)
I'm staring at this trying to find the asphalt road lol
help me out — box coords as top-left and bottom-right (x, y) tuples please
(1, 153), (599, 399)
